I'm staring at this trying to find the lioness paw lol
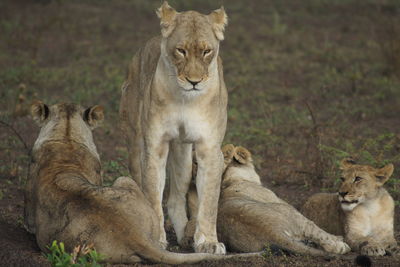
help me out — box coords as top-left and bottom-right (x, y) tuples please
(361, 244), (386, 256)
(320, 237), (350, 254)
(195, 242), (226, 255)
(180, 236), (193, 250)
(335, 241), (351, 254)
(323, 240), (350, 254)
(159, 231), (168, 249)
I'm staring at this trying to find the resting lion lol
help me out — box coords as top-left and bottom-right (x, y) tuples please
(24, 102), (259, 264)
(302, 159), (399, 256)
(119, 1), (228, 254)
(184, 145), (350, 256)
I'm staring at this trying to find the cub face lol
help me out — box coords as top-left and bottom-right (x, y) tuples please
(31, 101), (104, 151)
(338, 158), (394, 211)
(157, 2), (227, 91)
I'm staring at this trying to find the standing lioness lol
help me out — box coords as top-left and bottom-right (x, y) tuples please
(120, 2), (228, 254)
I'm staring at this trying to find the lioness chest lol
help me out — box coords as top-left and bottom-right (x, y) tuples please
(149, 103), (213, 143)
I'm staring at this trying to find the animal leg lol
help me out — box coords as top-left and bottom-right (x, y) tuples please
(193, 142), (225, 254)
(142, 140), (169, 248)
(167, 141), (192, 244)
(302, 219), (350, 254)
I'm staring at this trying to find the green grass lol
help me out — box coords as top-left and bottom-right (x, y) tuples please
(1, 0), (400, 195)
(45, 240), (103, 267)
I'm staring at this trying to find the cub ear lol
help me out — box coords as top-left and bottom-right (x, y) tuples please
(375, 163), (394, 186)
(156, 1), (178, 38)
(340, 158), (356, 170)
(222, 144), (235, 167)
(233, 146), (252, 164)
(83, 105), (104, 129)
(30, 101), (49, 126)
(208, 6), (228, 41)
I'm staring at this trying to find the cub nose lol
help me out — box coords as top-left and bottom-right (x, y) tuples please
(186, 78), (201, 86)
(339, 192), (348, 197)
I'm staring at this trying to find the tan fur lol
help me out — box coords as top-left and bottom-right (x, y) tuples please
(119, 1), (228, 254)
(302, 159), (399, 256)
(184, 145), (351, 256)
(24, 102), (259, 264)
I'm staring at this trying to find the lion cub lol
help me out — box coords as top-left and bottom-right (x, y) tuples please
(24, 102), (256, 264)
(302, 159), (399, 256)
(184, 145), (350, 256)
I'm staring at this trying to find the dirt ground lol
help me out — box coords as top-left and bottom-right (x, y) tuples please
(1, 0), (400, 266)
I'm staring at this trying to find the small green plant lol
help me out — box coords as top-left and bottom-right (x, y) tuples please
(45, 240), (103, 267)
(262, 244), (274, 259)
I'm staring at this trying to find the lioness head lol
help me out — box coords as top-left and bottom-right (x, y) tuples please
(31, 101), (104, 157)
(157, 1), (227, 92)
(222, 144), (261, 184)
(338, 158), (394, 211)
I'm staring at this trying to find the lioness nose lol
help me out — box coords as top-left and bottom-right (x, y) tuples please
(186, 78), (201, 86)
(339, 191), (348, 197)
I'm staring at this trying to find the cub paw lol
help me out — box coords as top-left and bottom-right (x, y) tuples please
(386, 243), (400, 256)
(195, 242), (226, 255)
(361, 244), (386, 256)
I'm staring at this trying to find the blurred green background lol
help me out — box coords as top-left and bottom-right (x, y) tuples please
(1, 0), (400, 200)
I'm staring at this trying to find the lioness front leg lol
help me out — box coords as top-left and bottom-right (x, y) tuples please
(167, 141), (192, 245)
(193, 142), (225, 254)
(142, 140), (169, 248)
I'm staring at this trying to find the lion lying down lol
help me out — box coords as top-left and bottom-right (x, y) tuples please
(24, 102), (259, 264)
(184, 144), (350, 256)
(302, 159), (399, 256)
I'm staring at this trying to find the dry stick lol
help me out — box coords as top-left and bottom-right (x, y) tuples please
(0, 119), (32, 183)
(304, 102), (325, 181)
(0, 120), (30, 154)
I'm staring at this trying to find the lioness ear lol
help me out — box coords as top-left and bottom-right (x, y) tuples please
(156, 1), (178, 38)
(83, 105), (104, 129)
(340, 158), (356, 170)
(222, 144), (235, 168)
(233, 146), (252, 164)
(208, 6), (228, 41)
(375, 163), (394, 186)
(30, 101), (49, 126)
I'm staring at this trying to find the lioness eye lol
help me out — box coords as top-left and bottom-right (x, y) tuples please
(354, 176), (362, 182)
(176, 48), (186, 56)
(203, 49), (211, 56)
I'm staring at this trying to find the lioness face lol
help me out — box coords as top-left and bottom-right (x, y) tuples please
(157, 2), (227, 92)
(31, 101), (104, 152)
(338, 159), (394, 211)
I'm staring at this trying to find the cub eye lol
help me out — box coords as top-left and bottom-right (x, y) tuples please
(176, 48), (186, 56)
(354, 176), (363, 182)
(340, 177), (345, 182)
(203, 49), (212, 56)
